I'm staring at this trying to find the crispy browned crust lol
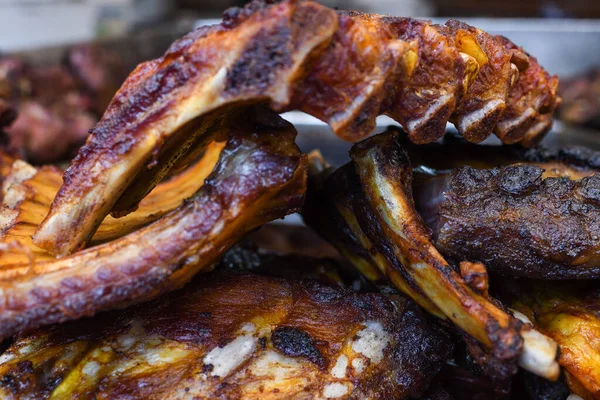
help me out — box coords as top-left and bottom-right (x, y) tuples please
(493, 36), (559, 145)
(0, 140), (224, 272)
(302, 130), (560, 381)
(0, 262), (452, 399)
(33, 0), (559, 256)
(509, 282), (600, 399)
(0, 108), (306, 340)
(443, 21), (515, 142)
(433, 164), (600, 279)
(381, 18), (473, 144)
(392, 134), (600, 279)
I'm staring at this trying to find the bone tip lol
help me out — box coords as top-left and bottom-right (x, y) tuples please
(519, 328), (560, 380)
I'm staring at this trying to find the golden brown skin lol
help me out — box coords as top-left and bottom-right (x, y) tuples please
(33, 0), (559, 256)
(443, 21), (515, 143)
(0, 141), (225, 270)
(0, 108), (307, 340)
(302, 130), (559, 381)
(493, 36), (560, 145)
(510, 282), (600, 399)
(0, 261), (453, 399)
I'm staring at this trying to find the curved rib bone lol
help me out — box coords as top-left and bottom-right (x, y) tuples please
(33, 0), (559, 256)
(0, 141), (225, 273)
(0, 107), (307, 340)
(303, 130), (559, 380)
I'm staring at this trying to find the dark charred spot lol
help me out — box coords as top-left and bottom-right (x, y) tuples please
(450, 166), (492, 193)
(271, 326), (327, 369)
(16, 361), (33, 374)
(225, 24), (292, 95)
(309, 283), (344, 303)
(202, 363), (214, 373)
(222, 0), (280, 29)
(259, 337), (267, 349)
(559, 146), (600, 169)
(495, 164), (542, 195)
(578, 174), (600, 204)
(0, 374), (19, 393)
(0, 360), (35, 394)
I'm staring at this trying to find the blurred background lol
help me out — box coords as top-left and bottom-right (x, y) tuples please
(1, 0), (600, 165)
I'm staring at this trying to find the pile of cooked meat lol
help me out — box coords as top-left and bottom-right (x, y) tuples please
(0, 44), (127, 164)
(0, 0), (597, 399)
(559, 68), (600, 130)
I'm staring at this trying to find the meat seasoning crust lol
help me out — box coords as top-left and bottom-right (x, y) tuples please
(0, 269), (452, 399)
(435, 165), (600, 279)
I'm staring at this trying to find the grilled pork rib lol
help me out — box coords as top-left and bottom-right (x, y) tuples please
(32, 0), (559, 256)
(0, 254), (452, 400)
(0, 108), (306, 340)
(302, 131), (560, 381)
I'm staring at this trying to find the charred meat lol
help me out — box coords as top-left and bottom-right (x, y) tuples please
(32, 0), (559, 256)
(0, 253), (452, 399)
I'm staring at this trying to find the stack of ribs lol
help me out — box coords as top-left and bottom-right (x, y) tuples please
(0, 0), (598, 399)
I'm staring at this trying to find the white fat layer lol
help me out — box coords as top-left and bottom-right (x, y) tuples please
(510, 309), (531, 324)
(351, 321), (391, 364)
(0, 209), (18, 232)
(330, 79), (379, 131)
(3, 186), (27, 209)
(239, 323), (256, 335)
(116, 335), (137, 351)
(525, 120), (548, 138)
(82, 361), (100, 377)
(143, 346), (189, 366)
(406, 94), (453, 132)
(458, 99), (504, 132)
(331, 354), (348, 379)
(3, 161), (36, 193)
(204, 335), (257, 378)
(251, 350), (302, 380)
(323, 382), (349, 398)
(496, 107), (535, 132)
(352, 358), (365, 374)
(567, 395), (584, 400)
(17, 343), (36, 355)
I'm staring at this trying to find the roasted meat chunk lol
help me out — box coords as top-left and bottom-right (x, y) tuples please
(0, 45), (127, 164)
(0, 107), (306, 340)
(32, 0), (559, 257)
(0, 256), (452, 399)
(424, 164), (600, 279)
(403, 137), (600, 279)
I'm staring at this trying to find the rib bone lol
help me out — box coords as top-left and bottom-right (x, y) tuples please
(303, 130), (559, 380)
(0, 107), (307, 339)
